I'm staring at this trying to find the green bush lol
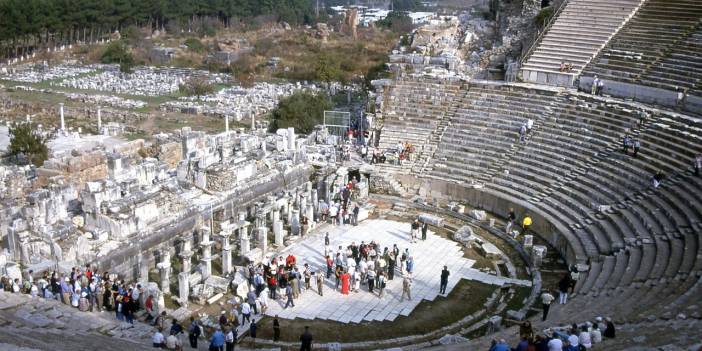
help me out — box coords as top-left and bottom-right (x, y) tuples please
(268, 91), (332, 134)
(184, 38), (206, 53)
(101, 40), (135, 73)
(534, 7), (555, 27)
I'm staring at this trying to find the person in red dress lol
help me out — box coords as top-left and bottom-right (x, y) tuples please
(340, 271), (351, 295)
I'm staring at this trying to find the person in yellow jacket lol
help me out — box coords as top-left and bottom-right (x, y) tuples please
(521, 214), (532, 236)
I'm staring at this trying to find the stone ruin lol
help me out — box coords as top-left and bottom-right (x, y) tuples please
(0, 108), (364, 313)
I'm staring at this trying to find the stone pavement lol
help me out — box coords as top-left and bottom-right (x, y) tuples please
(264, 219), (530, 323)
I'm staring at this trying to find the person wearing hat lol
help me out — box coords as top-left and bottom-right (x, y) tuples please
(60, 276), (72, 305)
(78, 291), (90, 312)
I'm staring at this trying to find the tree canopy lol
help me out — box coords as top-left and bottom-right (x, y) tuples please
(7, 123), (49, 167)
(100, 40), (134, 73)
(0, 0), (316, 58)
(269, 91), (331, 134)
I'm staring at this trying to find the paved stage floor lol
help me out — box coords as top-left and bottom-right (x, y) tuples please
(263, 219), (530, 323)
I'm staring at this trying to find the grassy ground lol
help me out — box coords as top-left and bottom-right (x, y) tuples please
(241, 279), (496, 346)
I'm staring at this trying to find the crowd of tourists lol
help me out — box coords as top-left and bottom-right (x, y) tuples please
(489, 315), (616, 351)
(0, 264), (156, 324)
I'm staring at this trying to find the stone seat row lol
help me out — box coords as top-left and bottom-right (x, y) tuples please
(383, 81), (702, 310)
(582, 0), (702, 94)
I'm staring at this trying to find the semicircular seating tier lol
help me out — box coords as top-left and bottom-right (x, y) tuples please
(378, 78), (702, 322)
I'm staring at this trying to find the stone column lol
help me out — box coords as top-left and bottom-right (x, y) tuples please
(59, 103), (65, 131)
(178, 271), (189, 307)
(157, 250), (171, 294)
(306, 205), (315, 229)
(291, 209), (300, 236)
(19, 239), (30, 266)
(97, 107), (102, 132)
(219, 221), (234, 276)
(311, 189), (318, 217)
(240, 224), (250, 256)
(258, 227), (268, 257)
(200, 226), (213, 280)
(180, 240), (193, 274)
(287, 127), (295, 151)
(138, 252), (149, 283)
(284, 197), (292, 224)
(272, 209), (283, 246)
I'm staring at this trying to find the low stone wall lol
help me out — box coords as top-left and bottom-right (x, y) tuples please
(579, 76), (702, 116)
(521, 69), (575, 87)
(399, 174), (580, 265)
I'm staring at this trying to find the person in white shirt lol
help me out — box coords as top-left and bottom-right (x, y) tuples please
(329, 203), (338, 225)
(241, 302), (251, 324)
(579, 324), (592, 349)
(541, 290), (555, 321)
(568, 332), (580, 348)
(152, 329), (165, 348)
(547, 333), (563, 351)
(165, 331), (182, 350)
(590, 323), (602, 344)
(225, 327), (236, 350)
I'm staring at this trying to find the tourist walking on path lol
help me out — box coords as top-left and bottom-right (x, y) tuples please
(652, 170), (665, 188)
(622, 135), (631, 155)
(694, 155), (702, 176)
(406, 256), (414, 275)
(340, 270), (351, 295)
(421, 221), (428, 241)
(521, 214), (532, 236)
(188, 317), (201, 348)
(273, 316), (281, 342)
(366, 269), (376, 293)
(540, 290), (555, 321)
(300, 326), (313, 351)
(410, 219), (420, 242)
(249, 319), (257, 347)
(284, 285), (294, 308)
(225, 326), (236, 351)
(558, 273), (572, 304)
(241, 302), (251, 324)
(401, 275), (412, 301)
(633, 140), (641, 157)
(440, 266), (450, 294)
(592, 76), (600, 95)
(377, 272), (386, 297)
(316, 273), (324, 296)
(505, 208), (516, 235)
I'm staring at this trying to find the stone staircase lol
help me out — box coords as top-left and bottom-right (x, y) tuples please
(520, 0), (647, 86)
(413, 88), (468, 175)
(582, 0), (702, 93)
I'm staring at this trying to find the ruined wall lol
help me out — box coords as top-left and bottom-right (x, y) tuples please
(94, 163), (314, 280)
(38, 151), (108, 190)
(157, 142), (182, 170)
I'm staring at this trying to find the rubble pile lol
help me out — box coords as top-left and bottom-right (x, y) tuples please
(160, 82), (319, 119)
(55, 66), (232, 96)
